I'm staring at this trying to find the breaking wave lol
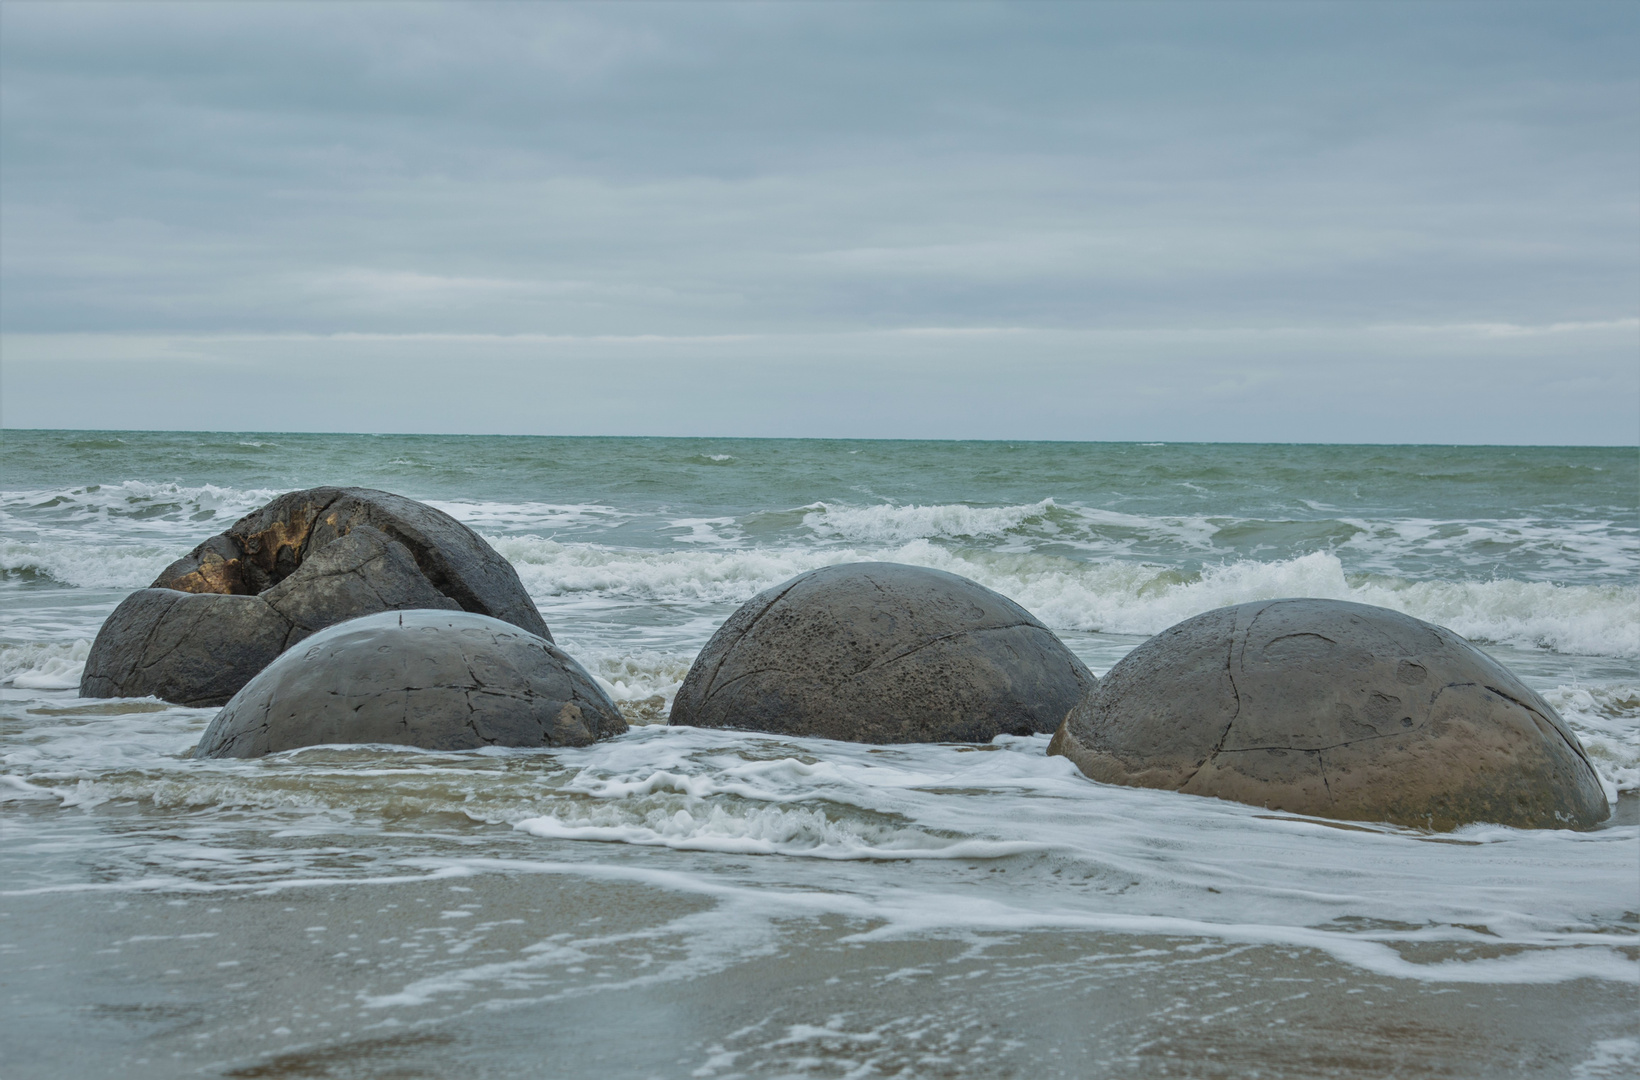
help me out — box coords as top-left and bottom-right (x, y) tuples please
(0, 640), (91, 690)
(496, 539), (1639, 659)
(0, 480), (279, 529)
(800, 498), (1064, 544)
(0, 540), (180, 590)
(4, 480), (1635, 659)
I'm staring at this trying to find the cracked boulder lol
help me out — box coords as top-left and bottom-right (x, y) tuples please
(669, 562), (1096, 743)
(1049, 598), (1609, 830)
(194, 610), (626, 758)
(81, 487), (549, 707)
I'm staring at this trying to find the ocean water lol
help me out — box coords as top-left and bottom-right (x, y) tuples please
(1, 431), (1636, 1078)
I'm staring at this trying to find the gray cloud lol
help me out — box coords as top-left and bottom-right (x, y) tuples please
(1, 1), (1635, 440)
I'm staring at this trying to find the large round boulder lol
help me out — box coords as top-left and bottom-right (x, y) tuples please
(81, 487), (548, 707)
(670, 563), (1096, 743)
(1048, 598), (1609, 830)
(194, 611), (626, 758)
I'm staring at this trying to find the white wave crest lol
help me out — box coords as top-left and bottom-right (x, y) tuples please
(970, 549), (1640, 659)
(1573, 1038), (1640, 1080)
(1543, 684), (1640, 794)
(0, 479), (285, 589)
(567, 645), (691, 724)
(0, 775), (60, 801)
(1335, 515), (1639, 580)
(424, 500), (629, 534)
(0, 540), (182, 590)
(491, 536), (842, 604)
(0, 640), (91, 689)
(801, 499), (1058, 543)
(497, 537), (1639, 659)
(0, 480), (279, 526)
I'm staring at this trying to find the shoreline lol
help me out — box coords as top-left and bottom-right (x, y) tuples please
(5, 860), (1636, 1080)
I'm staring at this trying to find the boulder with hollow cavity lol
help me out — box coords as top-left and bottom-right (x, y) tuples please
(81, 487), (547, 706)
(152, 486), (547, 637)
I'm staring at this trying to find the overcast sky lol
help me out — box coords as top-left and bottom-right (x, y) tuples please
(2, 1), (1636, 442)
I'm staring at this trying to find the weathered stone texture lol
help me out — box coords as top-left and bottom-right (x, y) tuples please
(671, 562), (1096, 743)
(153, 487), (547, 637)
(259, 526), (459, 645)
(1048, 598), (1610, 830)
(194, 611), (626, 758)
(82, 488), (546, 706)
(78, 589), (289, 708)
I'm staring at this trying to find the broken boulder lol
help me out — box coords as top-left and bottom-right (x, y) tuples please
(81, 487), (547, 707)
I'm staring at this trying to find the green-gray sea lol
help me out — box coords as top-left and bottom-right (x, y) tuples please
(2, 431), (1636, 1078)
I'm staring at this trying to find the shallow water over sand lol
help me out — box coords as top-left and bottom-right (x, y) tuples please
(2, 432), (1636, 1077)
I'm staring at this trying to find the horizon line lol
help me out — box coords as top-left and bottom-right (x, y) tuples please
(4, 426), (1636, 450)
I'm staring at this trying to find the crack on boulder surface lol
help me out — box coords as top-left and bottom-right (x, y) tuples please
(698, 575), (807, 701)
(1191, 632), (1244, 785)
(288, 493), (349, 565)
(1056, 598), (1610, 830)
(132, 594), (198, 676)
(93, 490), (552, 706)
(678, 564), (1091, 743)
(123, 592), (183, 683)
(1219, 721), (1431, 754)
(852, 621), (1036, 678)
(217, 491), (348, 593)
(1266, 631), (1339, 647)
(1481, 683), (1594, 767)
(702, 665), (794, 705)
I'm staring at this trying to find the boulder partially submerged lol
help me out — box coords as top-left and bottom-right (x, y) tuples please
(671, 562), (1096, 743)
(81, 487), (547, 707)
(194, 610), (626, 758)
(1049, 598), (1609, 830)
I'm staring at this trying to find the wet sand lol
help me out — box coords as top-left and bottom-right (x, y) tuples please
(5, 865), (1635, 1079)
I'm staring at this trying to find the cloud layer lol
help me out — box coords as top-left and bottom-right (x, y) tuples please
(2, 1), (1636, 441)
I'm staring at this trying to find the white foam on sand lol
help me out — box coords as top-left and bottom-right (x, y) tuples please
(505, 730), (1635, 985)
(5, 704), (1635, 991)
(1573, 1037), (1640, 1080)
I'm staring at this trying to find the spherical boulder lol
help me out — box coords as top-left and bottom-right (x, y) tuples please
(1048, 598), (1609, 830)
(670, 562), (1096, 743)
(81, 487), (548, 707)
(194, 610), (627, 758)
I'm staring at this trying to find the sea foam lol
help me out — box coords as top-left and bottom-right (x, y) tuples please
(0, 640), (90, 690)
(495, 538), (1640, 659)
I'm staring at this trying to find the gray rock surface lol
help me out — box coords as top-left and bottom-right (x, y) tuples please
(194, 611), (626, 758)
(81, 487), (547, 706)
(154, 486), (548, 637)
(260, 525), (459, 645)
(78, 589), (291, 708)
(670, 562), (1096, 743)
(1048, 598), (1610, 830)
